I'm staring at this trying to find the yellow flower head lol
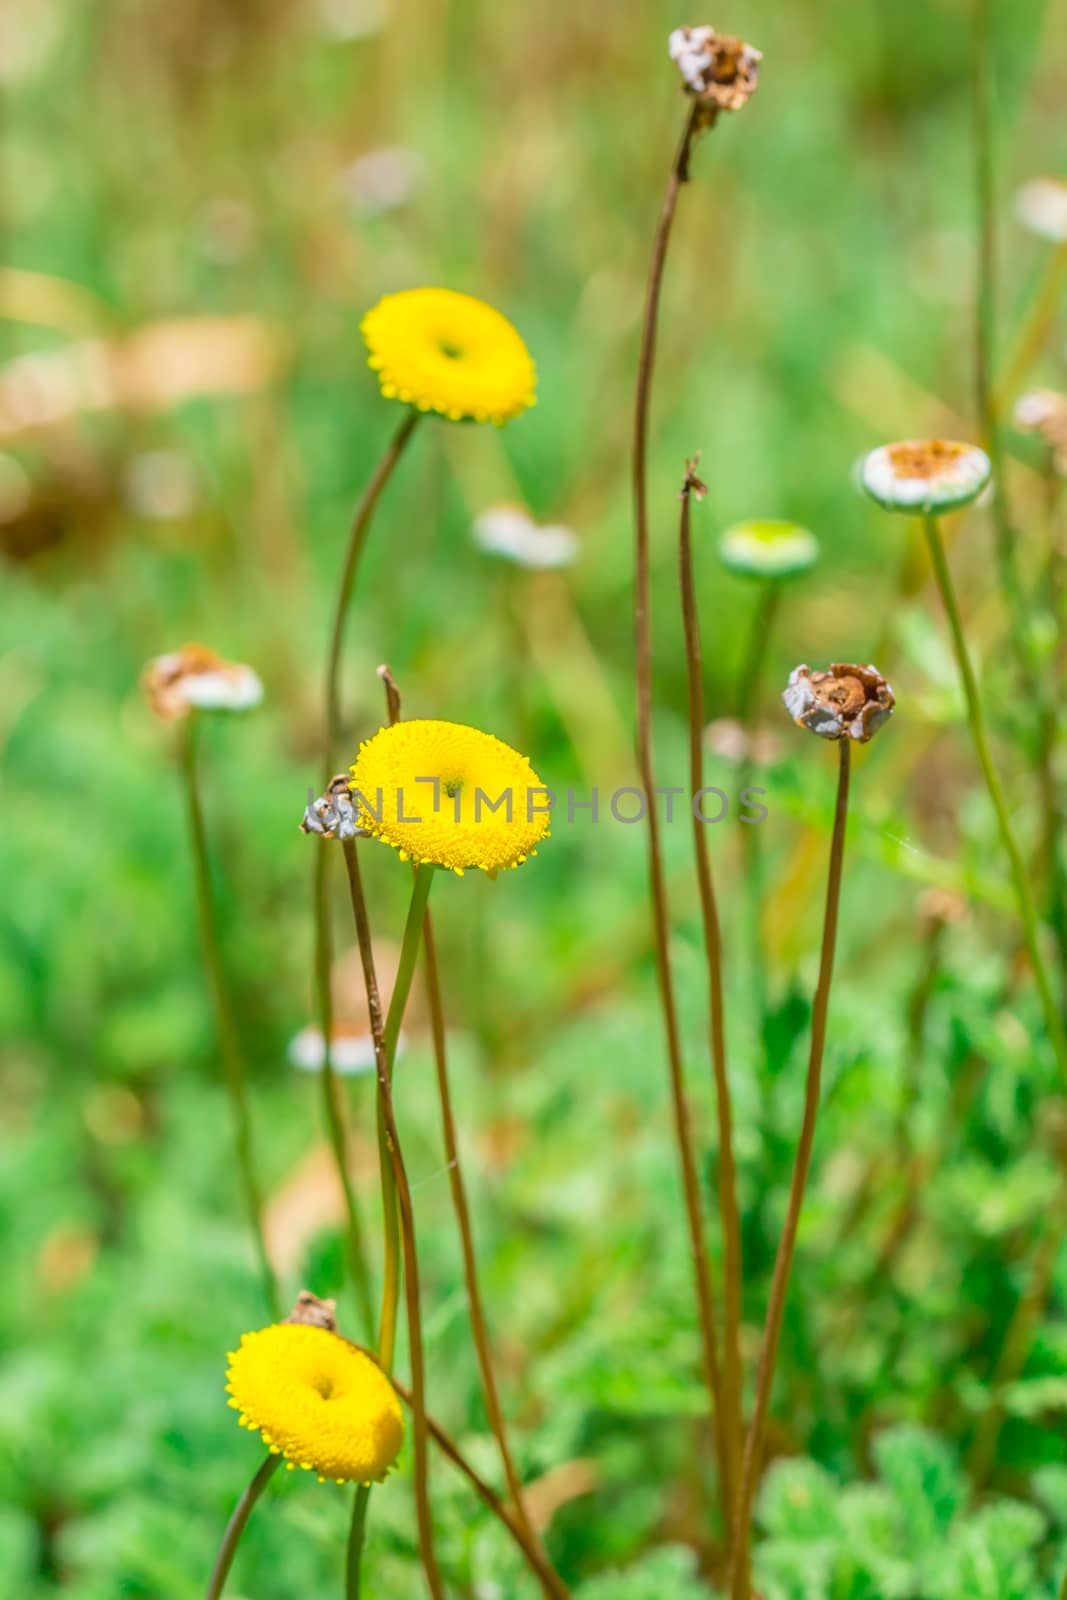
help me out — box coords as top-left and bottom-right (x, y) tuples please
(361, 288), (536, 425)
(349, 719), (550, 876)
(226, 1324), (404, 1484)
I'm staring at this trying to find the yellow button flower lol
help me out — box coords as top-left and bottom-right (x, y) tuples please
(348, 718), (550, 876)
(226, 1324), (404, 1484)
(361, 288), (536, 425)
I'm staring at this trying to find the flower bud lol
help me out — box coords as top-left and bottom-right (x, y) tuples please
(668, 25), (762, 116)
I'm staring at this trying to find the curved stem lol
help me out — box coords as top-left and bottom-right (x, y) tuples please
(631, 104), (730, 1531)
(730, 738), (852, 1599)
(678, 470), (744, 1505)
(182, 717), (280, 1321)
(341, 847), (442, 1599)
(313, 846), (375, 1341)
(204, 1453), (280, 1600)
(392, 1378), (572, 1600)
(922, 516), (1067, 1077)
(322, 410), (420, 780)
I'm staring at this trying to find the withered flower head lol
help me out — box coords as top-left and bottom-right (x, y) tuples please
(783, 663), (894, 744)
(861, 439), (991, 515)
(141, 643), (263, 720)
(286, 1290), (338, 1330)
(301, 775), (365, 840)
(1014, 389), (1067, 473)
(916, 885), (968, 934)
(668, 25), (762, 117)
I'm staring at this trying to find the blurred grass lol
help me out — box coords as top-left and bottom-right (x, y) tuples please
(3, 0), (1067, 1595)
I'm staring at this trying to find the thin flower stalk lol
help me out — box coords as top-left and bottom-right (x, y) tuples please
(313, 410), (421, 1338)
(922, 514), (1067, 1077)
(181, 715), (280, 1320)
(391, 1378), (571, 1600)
(678, 464), (744, 1498)
(378, 666), (557, 1580)
(204, 1453), (281, 1600)
(631, 99), (731, 1530)
(341, 844), (441, 1600)
(731, 738), (852, 1600)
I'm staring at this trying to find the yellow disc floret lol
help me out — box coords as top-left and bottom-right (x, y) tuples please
(349, 719), (550, 876)
(226, 1324), (404, 1484)
(361, 288), (536, 425)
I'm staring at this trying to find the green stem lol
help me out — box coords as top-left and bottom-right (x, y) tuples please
(731, 738), (852, 1600)
(205, 1453), (280, 1600)
(312, 847), (376, 1341)
(923, 515), (1067, 1078)
(182, 716), (280, 1321)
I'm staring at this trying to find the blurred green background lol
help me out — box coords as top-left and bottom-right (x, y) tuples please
(3, 0), (1067, 1595)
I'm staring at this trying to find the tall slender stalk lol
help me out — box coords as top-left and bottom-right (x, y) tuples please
(181, 715), (280, 1320)
(312, 849), (375, 1341)
(730, 739), (852, 1600)
(204, 1453), (280, 1600)
(341, 847), (441, 1600)
(378, 667), (558, 1581)
(631, 102), (731, 1530)
(312, 409), (421, 1337)
(678, 466), (744, 1500)
(922, 515), (1067, 1077)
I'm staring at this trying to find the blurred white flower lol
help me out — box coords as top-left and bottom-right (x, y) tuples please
(472, 505), (578, 570)
(141, 644), (263, 720)
(861, 440), (991, 515)
(340, 147), (423, 216)
(1015, 177), (1067, 244)
(288, 1024), (405, 1076)
(123, 451), (199, 521)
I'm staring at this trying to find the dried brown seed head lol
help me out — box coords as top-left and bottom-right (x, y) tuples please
(917, 886), (968, 933)
(668, 25), (762, 120)
(285, 1289), (338, 1331)
(301, 774), (367, 839)
(783, 662), (894, 744)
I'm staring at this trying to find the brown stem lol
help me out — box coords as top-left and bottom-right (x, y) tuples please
(181, 716), (280, 1320)
(391, 1379), (572, 1600)
(730, 738), (852, 1599)
(631, 99), (729, 1531)
(678, 467), (744, 1503)
(340, 841), (444, 1600)
(312, 846), (376, 1341)
(378, 666), (562, 1589)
